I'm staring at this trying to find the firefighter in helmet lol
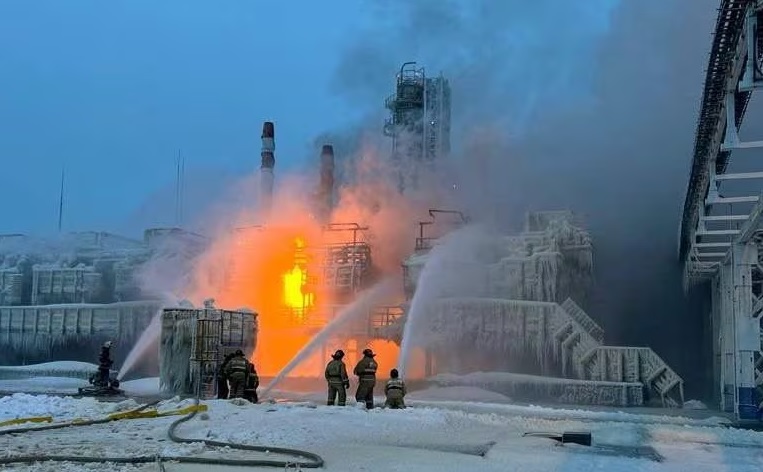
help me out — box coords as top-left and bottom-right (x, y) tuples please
(217, 352), (235, 399)
(384, 368), (407, 409)
(223, 350), (248, 398)
(243, 360), (260, 403)
(325, 349), (349, 406)
(353, 348), (378, 409)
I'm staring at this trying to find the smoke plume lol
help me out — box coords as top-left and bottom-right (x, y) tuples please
(324, 0), (720, 397)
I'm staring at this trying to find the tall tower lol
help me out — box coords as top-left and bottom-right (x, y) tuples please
(383, 62), (451, 193)
(259, 121), (275, 220)
(317, 144), (335, 224)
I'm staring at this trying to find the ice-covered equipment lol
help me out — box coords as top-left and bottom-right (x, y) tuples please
(159, 300), (257, 397)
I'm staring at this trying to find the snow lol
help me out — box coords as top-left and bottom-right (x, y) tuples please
(120, 377), (161, 396)
(432, 371), (636, 387)
(429, 370), (644, 407)
(683, 399), (708, 410)
(0, 393), (140, 424)
(0, 361), (97, 373)
(0, 377), (88, 394)
(408, 386), (513, 403)
(0, 361), (98, 372)
(0, 375), (163, 397)
(0, 391), (760, 471)
(0, 362), (99, 381)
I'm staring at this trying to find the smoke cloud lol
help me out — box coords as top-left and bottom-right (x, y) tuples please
(323, 0), (720, 397)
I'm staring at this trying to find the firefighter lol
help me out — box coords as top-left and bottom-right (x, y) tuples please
(353, 348), (378, 409)
(223, 350), (248, 398)
(97, 341), (114, 387)
(384, 368), (407, 409)
(217, 352), (235, 400)
(325, 350), (349, 406)
(243, 360), (259, 403)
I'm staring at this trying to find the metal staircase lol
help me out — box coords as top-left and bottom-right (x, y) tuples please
(560, 299), (604, 343)
(579, 347), (684, 408)
(537, 299), (685, 407)
(375, 297), (685, 407)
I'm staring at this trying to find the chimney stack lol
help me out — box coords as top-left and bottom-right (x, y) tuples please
(259, 121), (275, 219)
(318, 144), (335, 223)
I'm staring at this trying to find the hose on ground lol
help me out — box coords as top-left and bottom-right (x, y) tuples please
(0, 397), (324, 469)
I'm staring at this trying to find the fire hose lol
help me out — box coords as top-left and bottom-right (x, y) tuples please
(0, 397), (325, 469)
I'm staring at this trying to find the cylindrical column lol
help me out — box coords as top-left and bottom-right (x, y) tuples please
(260, 121), (275, 220)
(318, 144), (335, 223)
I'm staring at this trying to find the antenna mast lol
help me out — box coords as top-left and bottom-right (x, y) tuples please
(175, 149), (184, 227)
(57, 166), (65, 232)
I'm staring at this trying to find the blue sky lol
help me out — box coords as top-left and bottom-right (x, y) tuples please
(0, 1), (619, 236)
(0, 1), (377, 234)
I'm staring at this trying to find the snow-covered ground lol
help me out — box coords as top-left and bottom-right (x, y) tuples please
(0, 362), (98, 381)
(0, 383), (761, 471)
(0, 377), (88, 394)
(407, 385), (513, 403)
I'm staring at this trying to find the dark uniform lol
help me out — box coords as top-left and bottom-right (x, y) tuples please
(325, 350), (349, 406)
(243, 361), (259, 403)
(217, 353), (235, 400)
(223, 350), (248, 398)
(353, 348), (378, 409)
(384, 368), (407, 409)
(97, 341), (114, 387)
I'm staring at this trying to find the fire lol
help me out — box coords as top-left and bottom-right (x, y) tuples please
(282, 238), (315, 319)
(184, 145), (435, 379)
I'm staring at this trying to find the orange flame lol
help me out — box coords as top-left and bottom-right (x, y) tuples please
(184, 143), (440, 379)
(282, 238), (314, 320)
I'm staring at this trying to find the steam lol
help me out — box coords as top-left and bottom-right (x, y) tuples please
(53, 0), (722, 396)
(324, 0), (721, 395)
(398, 225), (493, 377)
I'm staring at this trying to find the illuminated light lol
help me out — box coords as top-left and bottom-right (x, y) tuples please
(282, 238), (315, 319)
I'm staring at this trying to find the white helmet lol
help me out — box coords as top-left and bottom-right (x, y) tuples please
(103, 341), (112, 348)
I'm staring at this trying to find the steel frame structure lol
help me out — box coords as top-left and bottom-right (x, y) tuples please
(383, 62), (451, 192)
(679, 0), (763, 420)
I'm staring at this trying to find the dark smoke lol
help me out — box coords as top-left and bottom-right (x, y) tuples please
(323, 0), (719, 398)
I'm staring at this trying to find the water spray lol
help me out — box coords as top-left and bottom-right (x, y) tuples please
(261, 278), (397, 397)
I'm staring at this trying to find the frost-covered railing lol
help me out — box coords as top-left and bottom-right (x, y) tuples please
(560, 298), (604, 343)
(0, 301), (160, 339)
(423, 297), (596, 375)
(387, 296), (685, 408)
(579, 346), (684, 407)
(405, 245), (592, 306)
(0, 269), (23, 306)
(0, 301), (161, 366)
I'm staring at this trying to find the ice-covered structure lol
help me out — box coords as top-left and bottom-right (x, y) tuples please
(402, 210), (593, 304)
(379, 210), (685, 408)
(0, 301), (160, 365)
(0, 228), (208, 365)
(159, 300), (257, 397)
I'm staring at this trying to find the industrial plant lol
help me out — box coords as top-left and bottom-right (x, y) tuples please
(0, 61), (683, 410)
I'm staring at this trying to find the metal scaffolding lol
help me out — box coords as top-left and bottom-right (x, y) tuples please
(383, 62), (451, 192)
(678, 0), (763, 421)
